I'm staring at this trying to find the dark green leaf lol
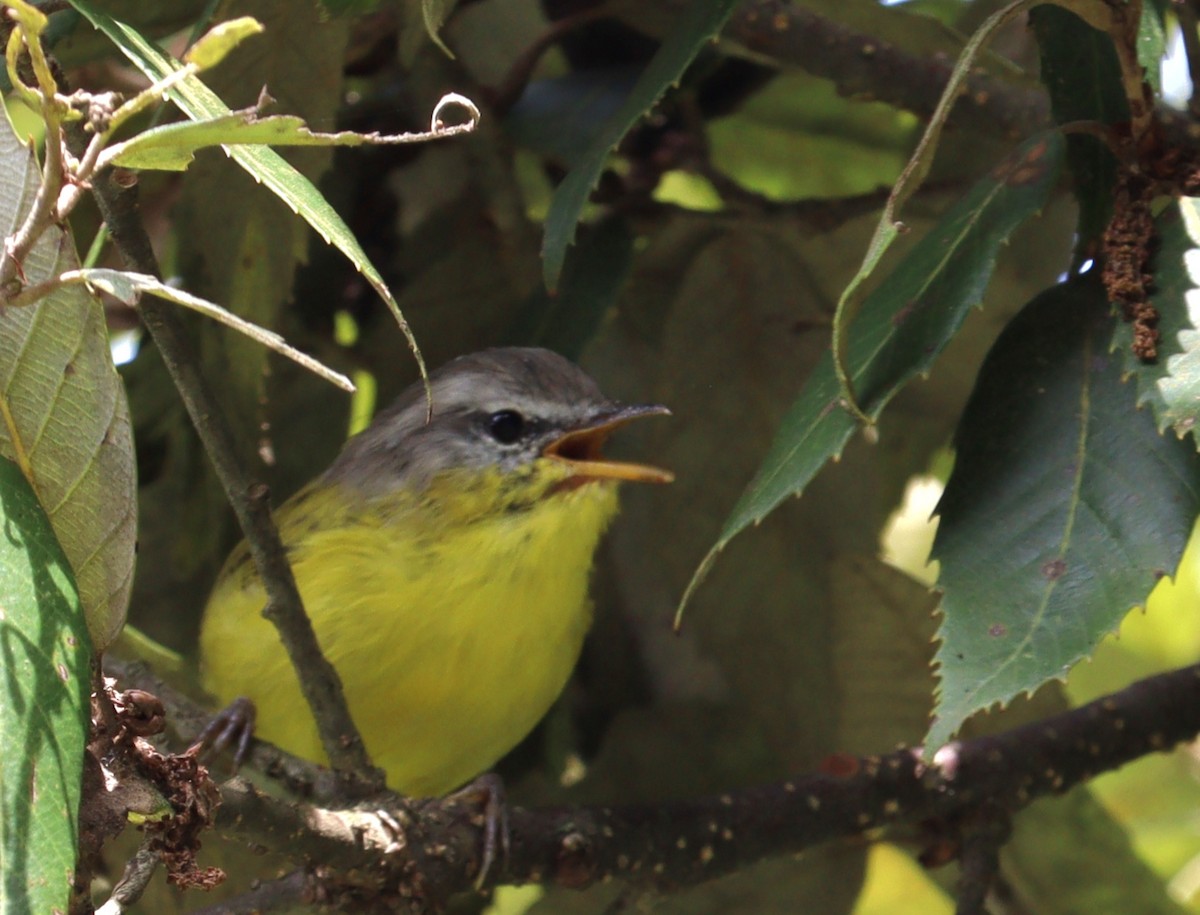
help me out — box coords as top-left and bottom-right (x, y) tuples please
(682, 134), (1063, 608)
(0, 457), (91, 915)
(318, 0), (382, 15)
(1116, 197), (1200, 440)
(1007, 789), (1189, 915)
(541, 0), (740, 290)
(420, 0), (458, 56)
(927, 278), (1200, 749)
(1030, 6), (1126, 244)
(512, 217), (633, 360)
(506, 69), (640, 166)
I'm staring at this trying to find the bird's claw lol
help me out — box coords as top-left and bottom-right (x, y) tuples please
(449, 772), (511, 891)
(188, 696), (257, 772)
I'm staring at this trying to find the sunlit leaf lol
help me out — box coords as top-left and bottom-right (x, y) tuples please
(0, 456), (91, 915)
(0, 106), (136, 649)
(707, 72), (914, 201)
(75, 268), (353, 391)
(181, 15), (263, 70)
(65, 0), (436, 385)
(927, 278), (1200, 749)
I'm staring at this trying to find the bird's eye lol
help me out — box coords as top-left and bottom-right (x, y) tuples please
(487, 409), (525, 444)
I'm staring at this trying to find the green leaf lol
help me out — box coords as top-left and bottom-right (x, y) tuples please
(512, 217), (634, 360)
(706, 72), (914, 201)
(1138, 2), (1166, 96)
(927, 278), (1200, 749)
(680, 133), (1063, 612)
(420, 0), (458, 56)
(1116, 197), (1200, 440)
(182, 15), (263, 70)
(1030, 5), (1126, 244)
(0, 455), (91, 915)
(0, 107), (136, 650)
(66, 0), (430, 384)
(541, 0), (740, 291)
(831, 556), (938, 753)
(1006, 789), (1190, 915)
(824, 0), (1043, 422)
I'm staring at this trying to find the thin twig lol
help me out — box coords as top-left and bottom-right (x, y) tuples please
(95, 841), (162, 915)
(85, 165), (384, 796)
(955, 803), (1010, 915)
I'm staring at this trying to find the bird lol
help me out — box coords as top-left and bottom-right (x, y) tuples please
(199, 346), (672, 798)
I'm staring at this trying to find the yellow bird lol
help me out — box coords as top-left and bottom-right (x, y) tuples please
(199, 347), (672, 796)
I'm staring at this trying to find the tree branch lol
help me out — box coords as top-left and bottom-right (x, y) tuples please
(106, 655), (1200, 910)
(83, 159), (384, 796)
(954, 802), (1010, 915)
(723, 0), (1050, 139)
(186, 872), (315, 915)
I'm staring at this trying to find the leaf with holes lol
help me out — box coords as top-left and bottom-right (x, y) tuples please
(0, 108), (136, 650)
(927, 279), (1200, 749)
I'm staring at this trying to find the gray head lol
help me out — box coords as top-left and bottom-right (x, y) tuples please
(323, 347), (671, 496)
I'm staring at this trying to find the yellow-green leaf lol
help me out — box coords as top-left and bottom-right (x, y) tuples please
(182, 16), (264, 70)
(0, 107), (136, 650)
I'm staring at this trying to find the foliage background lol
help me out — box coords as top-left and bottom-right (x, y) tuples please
(24, 0), (1200, 910)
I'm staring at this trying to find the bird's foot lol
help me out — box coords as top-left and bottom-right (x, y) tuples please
(187, 696), (257, 772)
(448, 773), (511, 891)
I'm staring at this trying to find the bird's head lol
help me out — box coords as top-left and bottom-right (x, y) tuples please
(324, 347), (673, 501)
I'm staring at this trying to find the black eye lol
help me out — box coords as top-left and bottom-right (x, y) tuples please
(487, 409), (525, 444)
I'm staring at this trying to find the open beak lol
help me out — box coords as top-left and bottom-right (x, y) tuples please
(542, 403), (674, 484)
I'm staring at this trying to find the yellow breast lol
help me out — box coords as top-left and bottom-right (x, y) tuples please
(199, 463), (621, 796)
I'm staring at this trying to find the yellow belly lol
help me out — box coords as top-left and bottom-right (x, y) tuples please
(199, 468), (620, 796)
